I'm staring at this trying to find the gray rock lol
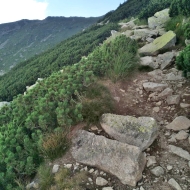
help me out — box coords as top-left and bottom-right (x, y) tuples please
(180, 103), (190, 108)
(158, 28), (166, 35)
(166, 116), (190, 131)
(157, 88), (173, 100)
(100, 114), (159, 151)
(96, 177), (108, 186)
(157, 52), (175, 70)
(52, 164), (60, 173)
(147, 156), (157, 167)
(143, 82), (168, 92)
(168, 145), (190, 160)
(71, 130), (146, 186)
(165, 72), (184, 81)
(167, 165), (173, 171)
(64, 164), (72, 169)
(175, 130), (189, 140)
(140, 56), (159, 69)
(153, 107), (160, 113)
(26, 181), (39, 189)
(150, 166), (164, 176)
(122, 30), (134, 37)
(111, 30), (118, 36)
(148, 9), (170, 29)
(134, 29), (158, 39)
(148, 69), (164, 81)
(102, 187), (113, 190)
(138, 31), (176, 56)
(168, 178), (182, 190)
(146, 37), (154, 43)
(166, 95), (180, 105)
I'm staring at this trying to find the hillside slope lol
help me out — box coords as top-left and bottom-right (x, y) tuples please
(0, 16), (100, 74)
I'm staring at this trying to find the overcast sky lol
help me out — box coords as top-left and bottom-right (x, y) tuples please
(0, 0), (124, 24)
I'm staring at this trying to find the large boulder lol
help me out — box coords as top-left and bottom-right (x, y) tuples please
(148, 9), (170, 29)
(138, 31), (176, 56)
(140, 56), (159, 69)
(134, 29), (158, 39)
(72, 130), (146, 186)
(100, 114), (159, 151)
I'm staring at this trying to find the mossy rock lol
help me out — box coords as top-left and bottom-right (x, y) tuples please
(138, 31), (176, 56)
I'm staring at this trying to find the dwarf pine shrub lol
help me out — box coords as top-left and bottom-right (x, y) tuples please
(176, 45), (190, 77)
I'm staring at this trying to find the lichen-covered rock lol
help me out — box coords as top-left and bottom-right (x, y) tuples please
(148, 9), (170, 29)
(138, 31), (176, 56)
(71, 130), (146, 186)
(100, 114), (159, 151)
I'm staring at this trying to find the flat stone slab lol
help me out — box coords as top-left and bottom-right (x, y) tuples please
(168, 145), (190, 161)
(100, 114), (159, 151)
(72, 130), (146, 186)
(143, 82), (168, 92)
(138, 31), (176, 56)
(166, 116), (190, 131)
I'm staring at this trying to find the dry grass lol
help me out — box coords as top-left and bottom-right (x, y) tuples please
(52, 168), (88, 190)
(40, 131), (70, 160)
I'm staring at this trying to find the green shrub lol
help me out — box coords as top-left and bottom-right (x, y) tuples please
(176, 45), (190, 77)
(81, 83), (114, 124)
(184, 23), (190, 39)
(139, 0), (171, 19)
(134, 18), (148, 26)
(165, 16), (185, 45)
(169, 0), (190, 17)
(0, 34), (139, 188)
(104, 35), (139, 82)
(38, 164), (54, 190)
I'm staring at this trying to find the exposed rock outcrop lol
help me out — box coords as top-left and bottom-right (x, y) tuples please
(71, 130), (146, 186)
(139, 31), (176, 56)
(100, 114), (160, 151)
(148, 9), (170, 29)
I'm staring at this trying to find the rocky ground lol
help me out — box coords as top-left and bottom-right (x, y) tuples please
(27, 9), (190, 190)
(48, 63), (190, 190)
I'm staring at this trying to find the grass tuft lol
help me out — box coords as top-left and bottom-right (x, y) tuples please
(40, 131), (70, 161)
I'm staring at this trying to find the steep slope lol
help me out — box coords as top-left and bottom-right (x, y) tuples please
(0, 16), (100, 74)
(0, 23), (118, 101)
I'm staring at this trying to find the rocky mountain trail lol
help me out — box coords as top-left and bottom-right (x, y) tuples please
(26, 9), (190, 190)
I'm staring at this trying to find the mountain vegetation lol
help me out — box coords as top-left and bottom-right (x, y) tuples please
(0, 23), (118, 101)
(0, 0), (190, 189)
(0, 35), (138, 189)
(0, 16), (100, 73)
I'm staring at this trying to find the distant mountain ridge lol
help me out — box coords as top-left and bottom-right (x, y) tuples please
(0, 16), (101, 74)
